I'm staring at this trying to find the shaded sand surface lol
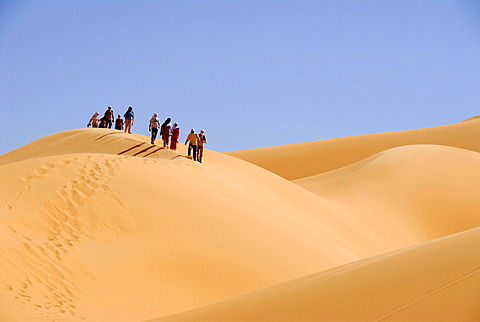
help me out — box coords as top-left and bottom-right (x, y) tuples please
(1, 121), (480, 321)
(227, 117), (480, 180)
(155, 227), (480, 321)
(294, 144), (480, 241)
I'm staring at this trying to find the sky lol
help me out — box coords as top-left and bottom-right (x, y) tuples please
(1, 0), (480, 155)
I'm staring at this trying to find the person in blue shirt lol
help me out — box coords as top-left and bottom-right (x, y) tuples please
(123, 107), (134, 134)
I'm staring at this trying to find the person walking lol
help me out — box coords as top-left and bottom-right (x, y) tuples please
(149, 113), (161, 144)
(170, 122), (180, 151)
(124, 106), (134, 134)
(88, 112), (100, 128)
(103, 106), (115, 129)
(160, 118), (171, 148)
(197, 129), (207, 163)
(185, 129), (199, 161)
(115, 115), (124, 130)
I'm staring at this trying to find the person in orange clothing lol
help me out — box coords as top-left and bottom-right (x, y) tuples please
(197, 129), (207, 163)
(170, 122), (180, 150)
(185, 129), (199, 161)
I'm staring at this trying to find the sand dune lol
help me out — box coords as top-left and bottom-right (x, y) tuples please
(155, 227), (480, 321)
(227, 117), (480, 180)
(0, 128), (391, 321)
(295, 144), (480, 241)
(1, 120), (479, 321)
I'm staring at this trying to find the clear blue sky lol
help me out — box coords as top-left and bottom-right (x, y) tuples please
(1, 0), (480, 155)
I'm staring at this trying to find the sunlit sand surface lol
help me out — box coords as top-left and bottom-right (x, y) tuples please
(1, 119), (479, 321)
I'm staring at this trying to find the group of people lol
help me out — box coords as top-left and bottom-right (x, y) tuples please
(88, 106), (207, 162)
(88, 106), (134, 133)
(148, 114), (207, 162)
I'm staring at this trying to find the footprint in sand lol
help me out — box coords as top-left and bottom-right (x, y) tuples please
(34, 168), (47, 176)
(20, 174), (32, 182)
(41, 162), (55, 170)
(58, 159), (70, 166)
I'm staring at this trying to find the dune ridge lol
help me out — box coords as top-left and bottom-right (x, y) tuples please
(1, 119), (479, 321)
(226, 117), (480, 180)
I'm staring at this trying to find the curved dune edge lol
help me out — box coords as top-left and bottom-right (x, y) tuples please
(0, 128), (179, 166)
(294, 144), (480, 241)
(226, 117), (480, 180)
(152, 227), (480, 321)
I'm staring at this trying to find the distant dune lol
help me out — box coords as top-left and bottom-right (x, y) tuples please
(295, 144), (480, 242)
(226, 117), (480, 180)
(1, 119), (479, 321)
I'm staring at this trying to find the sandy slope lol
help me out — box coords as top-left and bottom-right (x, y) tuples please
(155, 227), (480, 321)
(0, 128), (392, 321)
(295, 144), (480, 241)
(226, 117), (480, 180)
(1, 122), (480, 321)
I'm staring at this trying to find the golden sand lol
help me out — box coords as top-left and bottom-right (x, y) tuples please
(1, 119), (479, 321)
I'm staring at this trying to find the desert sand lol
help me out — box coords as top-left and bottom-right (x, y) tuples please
(1, 118), (479, 321)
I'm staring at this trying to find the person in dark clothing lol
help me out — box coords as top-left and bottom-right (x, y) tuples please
(103, 106), (114, 129)
(160, 118), (171, 148)
(115, 114), (124, 130)
(99, 117), (106, 128)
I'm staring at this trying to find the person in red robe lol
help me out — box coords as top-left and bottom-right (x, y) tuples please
(161, 118), (171, 148)
(170, 122), (180, 150)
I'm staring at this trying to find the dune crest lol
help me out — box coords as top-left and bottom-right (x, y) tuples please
(227, 117), (480, 180)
